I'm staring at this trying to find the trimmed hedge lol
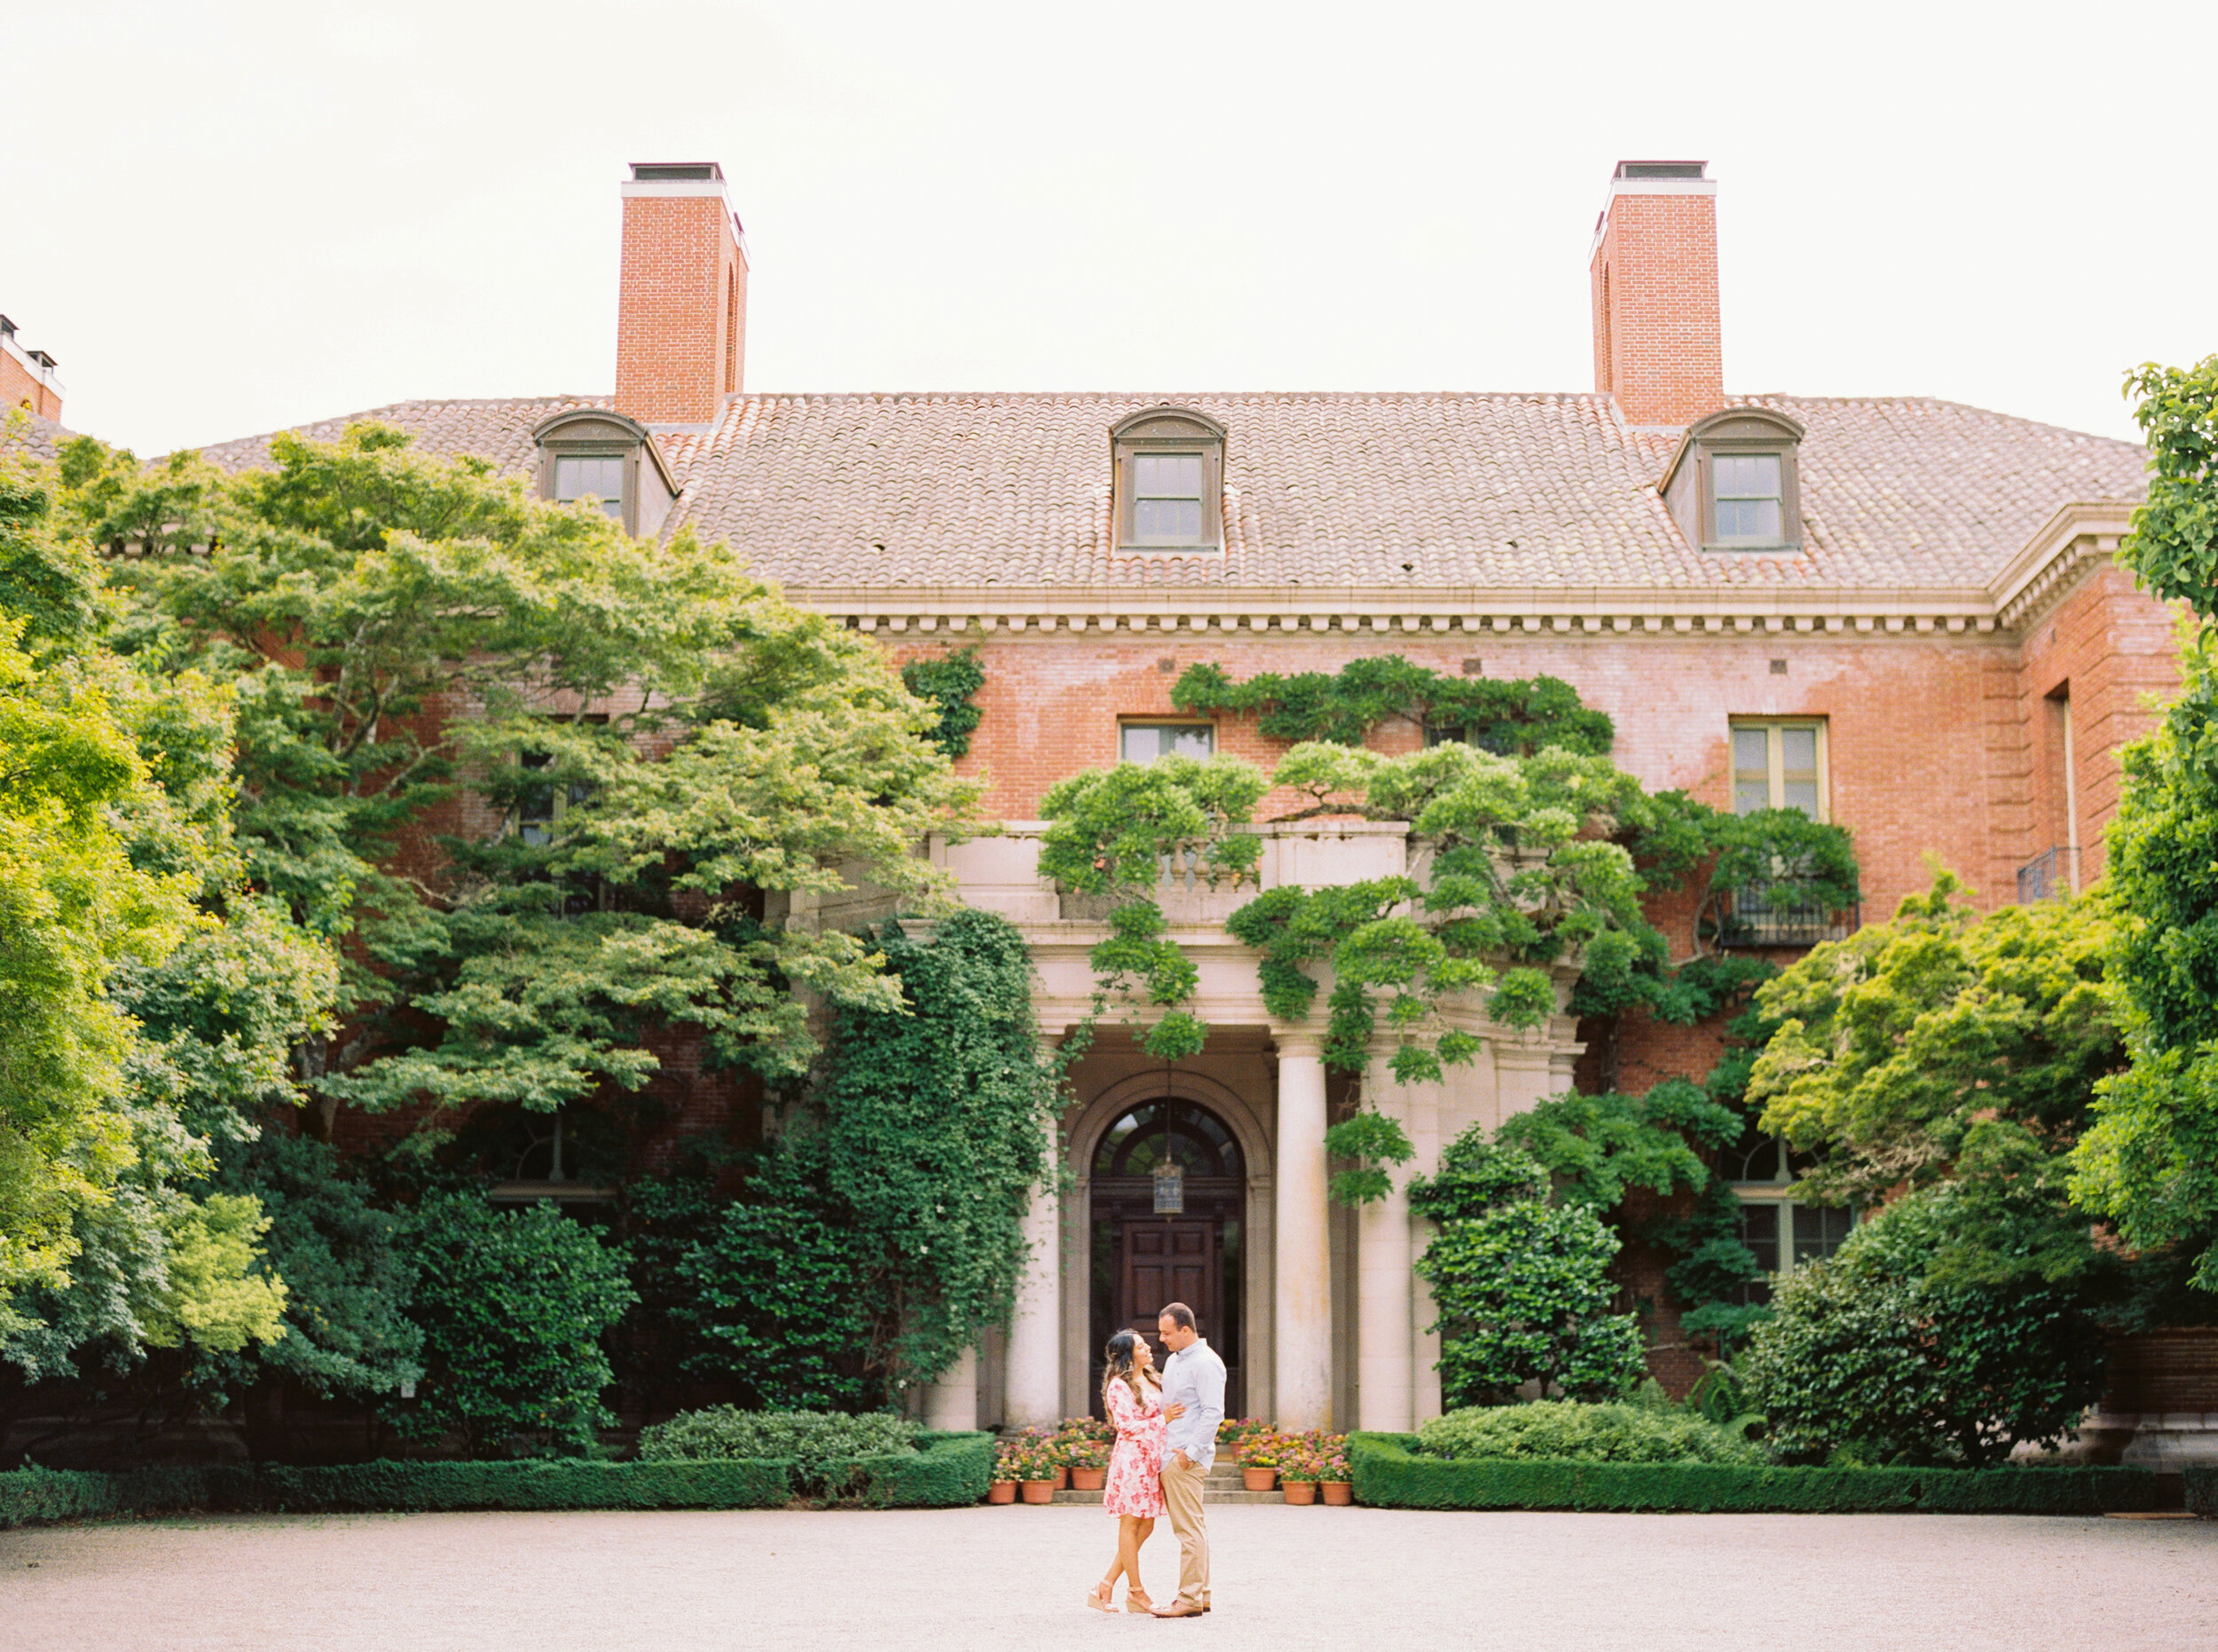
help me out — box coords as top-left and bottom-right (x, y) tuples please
(2188, 1465), (2215, 1519)
(1349, 1433), (2167, 1514)
(826, 1430), (995, 1509)
(0, 1433), (995, 1528)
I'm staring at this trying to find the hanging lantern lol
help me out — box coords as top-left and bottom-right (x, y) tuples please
(1152, 1159), (1186, 1215)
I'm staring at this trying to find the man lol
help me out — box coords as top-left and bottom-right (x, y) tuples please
(1152, 1301), (1225, 1619)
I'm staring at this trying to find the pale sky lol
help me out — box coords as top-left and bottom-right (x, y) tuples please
(4, 0), (2210, 458)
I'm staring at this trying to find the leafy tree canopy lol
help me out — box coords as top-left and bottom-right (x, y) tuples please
(58, 424), (983, 1129)
(1171, 656), (1614, 755)
(1, 449), (333, 1380)
(1750, 872), (2121, 1283)
(2061, 357), (2218, 1289)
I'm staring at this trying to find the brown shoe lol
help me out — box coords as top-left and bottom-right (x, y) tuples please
(1152, 1599), (1206, 1618)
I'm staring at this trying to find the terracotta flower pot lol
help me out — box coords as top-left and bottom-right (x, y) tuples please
(1054, 1467), (1071, 1490)
(987, 1481), (1018, 1504)
(1019, 1479), (1058, 1505)
(1242, 1466), (1278, 1492)
(1281, 1481), (1317, 1506)
(1320, 1480), (1354, 1506)
(1070, 1467), (1107, 1491)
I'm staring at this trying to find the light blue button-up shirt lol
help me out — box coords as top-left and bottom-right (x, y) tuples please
(1160, 1338), (1226, 1469)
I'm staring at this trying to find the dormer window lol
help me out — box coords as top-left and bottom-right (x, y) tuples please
(532, 408), (680, 539)
(1111, 406), (1225, 553)
(1660, 408), (1805, 554)
(553, 455), (626, 520)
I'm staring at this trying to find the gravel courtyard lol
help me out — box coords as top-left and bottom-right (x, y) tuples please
(3, 1503), (2212, 1651)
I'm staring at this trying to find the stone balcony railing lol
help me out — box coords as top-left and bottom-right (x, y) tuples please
(935, 819), (1416, 930)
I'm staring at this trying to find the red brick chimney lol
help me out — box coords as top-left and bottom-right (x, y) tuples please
(615, 162), (747, 429)
(1589, 161), (1721, 429)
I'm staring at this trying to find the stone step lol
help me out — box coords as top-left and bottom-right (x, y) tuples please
(1046, 1488), (1285, 1506)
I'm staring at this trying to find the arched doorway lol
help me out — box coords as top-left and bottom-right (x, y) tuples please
(1088, 1099), (1245, 1417)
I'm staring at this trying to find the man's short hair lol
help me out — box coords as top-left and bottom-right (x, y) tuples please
(1159, 1302), (1197, 1331)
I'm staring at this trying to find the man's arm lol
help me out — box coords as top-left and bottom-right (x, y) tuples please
(1192, 1354), (1227, 1459)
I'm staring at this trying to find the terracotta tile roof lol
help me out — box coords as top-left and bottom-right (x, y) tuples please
(189, 390), (2148, 594)
(0, 408), (76, 463)
(195, 395), (612, 476)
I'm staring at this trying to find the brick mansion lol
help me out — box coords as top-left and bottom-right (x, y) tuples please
(6, 159), (2178, 1446)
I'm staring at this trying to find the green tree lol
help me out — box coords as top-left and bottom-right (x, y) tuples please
(2, 451), (331, 1382)
(397, 1191), (635, 1455)
(67, 424), (981, 1137)
(1742, 1187), (2108, 1466)
(1750, 872), (2121, 1285)
(2069, 356), (2218, 1290)
(1410, 1133), (1645, 1406)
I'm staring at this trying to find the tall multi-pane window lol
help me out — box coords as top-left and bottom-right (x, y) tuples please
(1120, 723), (1215, 764)
(1731, 720), (1825, 818)
(1131, 453), (1206, 545)
(1712, 453), (1784, 544)
(553, 455), (625, 519)
(1717, 1120), (1853, 1307)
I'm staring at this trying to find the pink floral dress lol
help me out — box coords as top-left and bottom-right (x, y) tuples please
(1102, 1375), (1168, 1518)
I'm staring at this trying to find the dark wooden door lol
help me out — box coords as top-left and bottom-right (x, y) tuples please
(1121, 1218), (1216, 1341)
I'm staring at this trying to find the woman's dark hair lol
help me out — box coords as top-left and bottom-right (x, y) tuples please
(1102, 1329), (1152, 1407)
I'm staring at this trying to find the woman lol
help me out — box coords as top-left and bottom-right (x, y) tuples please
(1088, 1328), (1169, 1613)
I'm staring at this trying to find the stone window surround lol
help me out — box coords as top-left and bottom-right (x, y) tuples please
(531, 407), (680, 540)
(1110, 405), (1227, 555)
(1659, 406), (1806, 555)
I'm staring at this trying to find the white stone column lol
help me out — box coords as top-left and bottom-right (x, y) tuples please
(1411, 1260), (1443, 1423)
(1273, 1033), (1333, 1429)
(924, 1347), (978, 1432)
(1003, 1180), (1062, 1428)
(1357, 1173), (1413, 1432)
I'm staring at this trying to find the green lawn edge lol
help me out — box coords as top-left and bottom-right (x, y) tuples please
(0, 1431), (995, 1527)
(1347, 1432), (2168, 1514)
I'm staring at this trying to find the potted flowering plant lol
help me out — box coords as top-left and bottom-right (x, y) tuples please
(1217, 1417), (1271, 1460)
(1066, 1438), (1110, 1491)
(1055, 1416), (1110, 1489)
(1017, 1445), (1060, 1505)
(1278, 1450), (1321, 1505)
(1239, 1434), (1281, 1493)
(1317, 1439), (1353, 1505)
(988, 1442), (1021, 1504)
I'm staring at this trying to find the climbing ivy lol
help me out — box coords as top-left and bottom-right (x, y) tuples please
(788, 908), (1062, 1398)
(1037, 755), (1267, 1059)
(1172, 656), (1615, 754)
(901, 649), (987, 760)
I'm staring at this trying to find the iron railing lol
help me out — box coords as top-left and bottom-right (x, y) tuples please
(1716, 881), (1859, 948)
(2017, 845), (2079, 904)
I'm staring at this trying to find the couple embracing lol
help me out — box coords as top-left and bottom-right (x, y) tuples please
(1087, 1301), (1225, 1618)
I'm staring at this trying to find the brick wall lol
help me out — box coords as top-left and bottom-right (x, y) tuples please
(1590, 187), (1722, 429)
(893, 590), (2172, 920)
(2010, 563), (2182, 888)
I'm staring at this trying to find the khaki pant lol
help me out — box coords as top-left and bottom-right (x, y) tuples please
(1160, 1456), (1209, 1605)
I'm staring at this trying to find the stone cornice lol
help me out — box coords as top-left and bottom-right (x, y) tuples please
(1987, 501), (2138, 633)
(813, 586), (2008, 640)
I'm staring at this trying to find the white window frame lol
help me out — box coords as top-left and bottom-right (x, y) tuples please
(1119, 721), (1215, 764)
(1724, 1149), (1855, 1303)
(1729, 718), (1829, 822)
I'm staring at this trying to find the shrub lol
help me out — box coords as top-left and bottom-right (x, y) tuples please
(635, 1406), (917, 1464)
(1416, 1400), (1766, 1466)
(665, 1186), (873, 1409)
(1742, 1189), (2109, 1467)
(397, 1192), (636, 1456)
(1411, 1135), (1646, 1405)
